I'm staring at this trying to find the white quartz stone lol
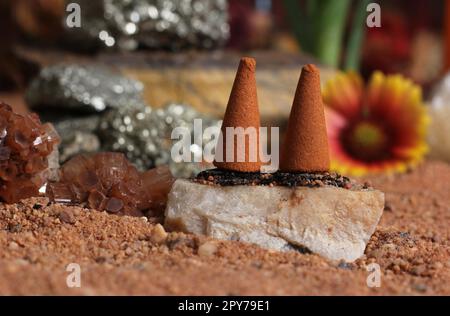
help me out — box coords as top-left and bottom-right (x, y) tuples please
(165, 179), (384, 262)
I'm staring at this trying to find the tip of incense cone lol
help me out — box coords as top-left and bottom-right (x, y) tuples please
(240, 57), (256, 71)
(302, 63), (319, 74)
(279, 64), (330, 173)
(214, 57), (262, 172)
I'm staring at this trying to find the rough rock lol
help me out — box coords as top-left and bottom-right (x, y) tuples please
(150, 224), (168, 244)
(165, 180), (384, 262)
(198, 241), (218, 257)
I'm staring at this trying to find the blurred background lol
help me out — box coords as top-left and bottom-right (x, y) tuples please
(1, 0), (450, 177)
(1, 0), (447, 89)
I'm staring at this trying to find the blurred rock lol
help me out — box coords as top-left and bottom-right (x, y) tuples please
(26, 64), (145, 113)
(99, 102), (220, 177)
(25, 64), (146, 163)
(52, 116), (101, 162)
(64, 0), (229, 51)
(428, 75), (450, 163)
(58, 131), (101, 163)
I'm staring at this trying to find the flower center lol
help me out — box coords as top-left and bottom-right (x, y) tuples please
(342, 121), (389, 162)
(354, 122), (384, 147)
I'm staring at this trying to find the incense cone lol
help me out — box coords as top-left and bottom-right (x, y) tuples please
(280, 64), (330, 172)
(214, 57), (262, 172)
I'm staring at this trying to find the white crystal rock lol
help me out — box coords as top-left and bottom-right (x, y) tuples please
(429, 75), (450, 163)
(165, 180), (384, 262)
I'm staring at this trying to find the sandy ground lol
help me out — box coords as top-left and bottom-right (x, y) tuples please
(0, 161), (449, 295)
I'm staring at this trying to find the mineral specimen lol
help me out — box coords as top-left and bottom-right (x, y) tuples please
(99, 102), (221, 177)
(25, 63), (146, 162)
(53, 116), (101, 162)
(428, 74), (450, 163)
(64, 0), (230, 51)
(165, 179), (385, 262)
(0, 103), (60, 203)
(26, 64), (146, 114)
(46, 152), (174, 216)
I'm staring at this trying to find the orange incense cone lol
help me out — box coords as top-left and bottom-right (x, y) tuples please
(214, 57), (262, 172)
(280, 64), (330, 173)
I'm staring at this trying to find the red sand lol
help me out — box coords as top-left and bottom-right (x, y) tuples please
(0, 161), (449, 295)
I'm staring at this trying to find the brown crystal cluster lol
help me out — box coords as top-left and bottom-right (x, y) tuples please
(0, 103), (60, 203)
(46, 152), (174, 216)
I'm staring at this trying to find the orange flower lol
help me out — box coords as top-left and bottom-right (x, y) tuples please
(323, 71), (430, 176)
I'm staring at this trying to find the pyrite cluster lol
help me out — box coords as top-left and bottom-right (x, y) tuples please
(66, 0), (230, 51)
(99, 102), (221, 178)
(26, 64), (145, 114)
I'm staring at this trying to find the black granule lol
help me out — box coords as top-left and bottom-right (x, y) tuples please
(194, 169), (367, 190)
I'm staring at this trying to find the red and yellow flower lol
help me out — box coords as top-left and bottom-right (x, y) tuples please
(323, 71), (430, 176)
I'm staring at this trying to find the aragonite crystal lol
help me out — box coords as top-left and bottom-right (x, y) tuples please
(0, 103), (60, 203)
(46, 152), (174, 216)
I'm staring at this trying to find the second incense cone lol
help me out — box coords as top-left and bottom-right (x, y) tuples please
(280, 64), (330, 173)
